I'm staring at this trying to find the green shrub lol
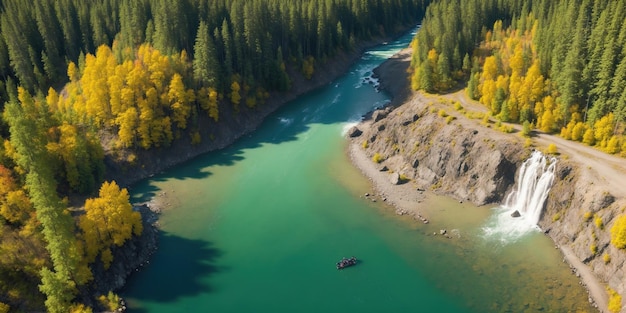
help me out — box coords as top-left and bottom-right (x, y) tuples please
(362, 140), (369, 149)
(0, 302), (9, 313)
(603, 253), (611, 264)
(611, 214), (626, 249)
(445, 115), (455, 124)
(552, 212), (561, 222)
(590, 243), (597, 255)
(438, 109), (448, 117)
(584, 211), (593, 221)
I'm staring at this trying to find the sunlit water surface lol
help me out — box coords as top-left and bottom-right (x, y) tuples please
(122, 27), (594, 313)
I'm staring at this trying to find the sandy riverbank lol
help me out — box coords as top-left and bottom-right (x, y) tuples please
(347, 47), (611, 313)
(348, 142), (430, 221)
(561, 246), (609, 313)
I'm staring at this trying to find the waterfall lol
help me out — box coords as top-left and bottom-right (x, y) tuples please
(482, 151), (558, 243)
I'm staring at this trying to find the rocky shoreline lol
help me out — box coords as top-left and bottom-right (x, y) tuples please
(348, 47), (626, 313)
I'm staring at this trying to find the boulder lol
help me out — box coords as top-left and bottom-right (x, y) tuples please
(511, 210), (521, 218)
(348, 126), (362, 138)
(379, 165), (389, 172)
(411, 158), (419, 168)
(390, 172), (400, 185)
(372, 109), (388, 122)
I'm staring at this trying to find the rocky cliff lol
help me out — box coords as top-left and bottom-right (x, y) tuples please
(350, 49), (626, 312)
(541, 160), (626, 310)
(352, 98), (524, 206)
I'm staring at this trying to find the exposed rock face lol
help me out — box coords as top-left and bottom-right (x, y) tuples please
(540, 159), (626, 300)
(348, 126), (363, 138)
(367, 48), (626, 311)
(354, 101), (523, 206)
(390, 172), (400, 185)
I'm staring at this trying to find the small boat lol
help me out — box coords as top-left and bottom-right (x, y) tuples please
(336, 257), (357, 270)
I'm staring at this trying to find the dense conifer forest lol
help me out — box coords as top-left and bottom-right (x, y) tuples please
(410, 0), (626, 155)
(0, 0), (428, 312)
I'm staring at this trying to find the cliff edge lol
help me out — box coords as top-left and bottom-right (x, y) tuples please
(349, 48), (626, 313)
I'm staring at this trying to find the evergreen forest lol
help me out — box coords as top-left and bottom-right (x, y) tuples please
(0, 0), (428, 312)
(410, 0), (626, 155)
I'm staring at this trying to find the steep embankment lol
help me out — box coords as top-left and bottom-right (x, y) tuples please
(348, 48), (626, 313)
(104, 32), (411, 188)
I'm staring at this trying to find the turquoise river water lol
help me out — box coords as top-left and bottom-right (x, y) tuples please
(122, 28), (595, 313)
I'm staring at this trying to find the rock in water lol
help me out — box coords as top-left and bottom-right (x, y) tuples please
(511, 210), (521, 218)
(348, 126), (362, 138)
(390, 172), (400, 185)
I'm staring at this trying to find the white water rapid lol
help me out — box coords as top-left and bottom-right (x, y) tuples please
(482, 150), (558, 244)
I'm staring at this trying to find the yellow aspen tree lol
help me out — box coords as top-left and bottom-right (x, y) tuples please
(67, 61), (79, 83)
(480, 79), (496, 109)
(560, 121), (574, 139)
(509, 43), (524, 75)
(46, 87), (59, 112)
(79, 181), (142, 269)
(571, 122), (587, 141)
(508, 72), (522, 121)
(583, 128), (595, 145)
(605, 136), (620, 154)
(137, 107), (154, 149)
(82, 46), (114, 125)
(481, 56), (498, 82)
(540, 109), (555, 133)
(527, 61), (545, 103)
(115, 107), (138, 148)
(0, 165), (32, 224)
(594, 113), (614, 147)
(107, 63), (130, 122)
(168, 73), (194, 129)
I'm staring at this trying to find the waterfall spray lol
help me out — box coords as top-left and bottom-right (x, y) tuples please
(482, 151), (558, 243)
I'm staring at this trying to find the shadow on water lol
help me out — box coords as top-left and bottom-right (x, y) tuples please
(130, 146), (247, 202)
(122, 231), (224, 308)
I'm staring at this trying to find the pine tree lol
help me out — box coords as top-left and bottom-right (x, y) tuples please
(193, 21), (221, 88)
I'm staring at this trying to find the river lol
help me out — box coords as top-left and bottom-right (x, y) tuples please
(122, 27), (594, 313)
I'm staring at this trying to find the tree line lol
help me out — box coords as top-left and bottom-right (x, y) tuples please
(410, 0), (626, 155)
(0, 0), (428, 312)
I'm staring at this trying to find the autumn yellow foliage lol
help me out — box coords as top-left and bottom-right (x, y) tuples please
(610, 214), (626, 249)
(79, 181), (142, 269)
(608, 288), (623, 313)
